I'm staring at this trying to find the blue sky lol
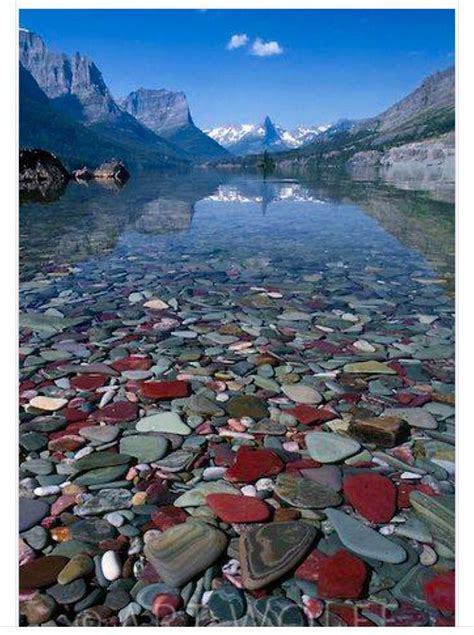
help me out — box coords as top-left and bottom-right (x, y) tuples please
(19, 9), (454, 130)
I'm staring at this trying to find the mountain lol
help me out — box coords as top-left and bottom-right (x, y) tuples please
(120, 88), (230, 160)
(230, 66), (455, 176)
(206, 116), (331, 155)
(19, 29), (188, 168)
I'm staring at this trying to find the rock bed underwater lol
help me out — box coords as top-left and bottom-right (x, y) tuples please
(19, 197), (455, 626)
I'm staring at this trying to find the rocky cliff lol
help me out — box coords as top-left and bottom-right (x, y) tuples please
(19, 29), (189, 168)
(121, 88), (229, 160)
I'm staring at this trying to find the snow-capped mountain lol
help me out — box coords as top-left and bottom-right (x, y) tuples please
(205, 116), (331, 156)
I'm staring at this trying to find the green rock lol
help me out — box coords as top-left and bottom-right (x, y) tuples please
(136, 412), (191, 435)
(119, 434), (169, 462)
(305, 431), (360, 463)
(208, 586), (246, 621)
(225, 395), (269, 420)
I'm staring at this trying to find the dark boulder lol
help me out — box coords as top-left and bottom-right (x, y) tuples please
(19, 148), (70, 199)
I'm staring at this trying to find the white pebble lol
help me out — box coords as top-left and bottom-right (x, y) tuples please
(256, 478), (275, 491)
(379, 524), (395, 535)
(420, 544), (438, 566)
(74, 446), (93, 460)
(215, 393), (229, 402)
(143, 529), (162, 544)
(400, 471), (423, 480)
(106, 512), (124, 527)
(101, 550), (121, 581)
(201, 590), (213, 606)
(34, 485), (60, 497)
(240, 485), (257, 497)
(203, 467), (226, 481)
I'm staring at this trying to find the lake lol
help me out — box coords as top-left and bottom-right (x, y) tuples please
(19, 171), (455, 627)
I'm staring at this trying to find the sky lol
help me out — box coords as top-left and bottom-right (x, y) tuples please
(19, 9), (455, 130)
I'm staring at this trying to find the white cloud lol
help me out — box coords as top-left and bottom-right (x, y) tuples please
(250, 38), (284, 57)
(227, 33), (249, 50)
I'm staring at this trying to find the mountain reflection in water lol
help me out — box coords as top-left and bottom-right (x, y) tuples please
(19, 170), (454, 290)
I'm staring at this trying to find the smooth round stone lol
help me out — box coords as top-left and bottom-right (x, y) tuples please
(70, 517), (116, 543)
(140, 380), (190, 401)
(208, 585), (246, 621)
(22, 458), (53, 475)
(120, 434), (169, 462)
(101, 550), (121, 581)
(80, 426), (120, 444)
(343, 473), (397, 523)
(306, 432), (360, 463)
(225, 395), (269, 421)
(325, 508), (407, 564)
(144, 520), (228, 587)
(156, 449), (194, 473)
(253, 596), (306, 626)
(240, 521), (316, 590)
(136, 412), (191, 435)
(19, 497), (49, 532)
(23, 525), (48, 550)
(275, 473), (341, 509)
(19, 556), (69, 590)
(187, 394), (225, 416)
(72, 453), (130, 472)
(19, 592), (56, 625)
(105, 587), (131, 611)
(225, 446), (284, 482)
(29, 396), (68, 411)
(206, 493), (271, 523)
(74, 488), (133, 517)
(282, 384), (322, 404)
(74, 464), (129, 486)
(57, 554), (94, 585)
(248, 418), (286, 435)
(383, 407), (438, 430)
(47, 578), (87, 604)
(106, 512), (124, 527)
(343, 361), (396, 374)
(174, 481), (238, 507)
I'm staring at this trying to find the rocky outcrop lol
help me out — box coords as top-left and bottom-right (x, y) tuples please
(121, 88), (230, 160)
(347, 132), (454, 192)
(93, 160), (130, 183)
(19, 149), (69, 198)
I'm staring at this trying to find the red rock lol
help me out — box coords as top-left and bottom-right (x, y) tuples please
(385, 603), (430, 626)
(329, 604), (376, 627)
(91, 401), (138, 424)
(70, 375), (107, 391)
(51, 495), (77, 516)
(151, 506), (188, 531)
(64, 406), (90, 423)
(285, 458), (321, 473)
(318, 550), (367, 599)
(398, 482), (438, 509)
(210, 442), (236, 467)
(295, 549), (329, 582)
(423, 570), (455, 613)
(151, 594), (182, 618)
(19, 556), (69, 590)
(48, 434), (85, 452)
(140, 380), (190, 401)
(344, 473), (397, 523)
(287, 404), (335, 425)
(110, 356), (152, 372)
(224, 446), (284, 483)
(139, 561), (161, 584)
(205, 493), (270, 523)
